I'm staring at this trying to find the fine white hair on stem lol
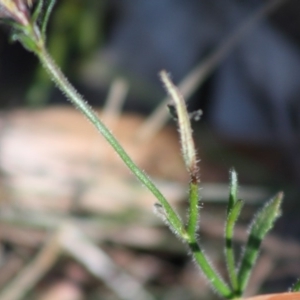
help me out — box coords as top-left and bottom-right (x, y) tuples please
(159, 70), (197, 175)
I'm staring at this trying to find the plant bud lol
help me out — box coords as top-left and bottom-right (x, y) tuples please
(160, 70), (198, 178)
(0, 0), (33, 25)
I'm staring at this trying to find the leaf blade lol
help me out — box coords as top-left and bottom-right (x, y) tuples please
(238, 192), (283, 294)
(225, 199), (244, 294)
(41, 0), (56, 39)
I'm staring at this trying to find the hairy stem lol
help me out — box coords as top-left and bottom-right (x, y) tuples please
(186, 231), (232, 298)
(31, 34), (184, 237)
(185, 182), (232, 298)
(187, 181), (199, 238)
(38, 43), (234, 298)
(225, 200), (244, 295)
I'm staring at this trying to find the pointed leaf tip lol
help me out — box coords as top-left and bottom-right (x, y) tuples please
(228, 168), (238, 215)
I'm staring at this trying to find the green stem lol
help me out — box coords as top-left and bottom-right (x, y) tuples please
(186, 182), (232, 298)
(40, 42), (232, 298)
(29, 31), (184, 237)
(187, 181), (199, 237)
(188, 235), (233, 298)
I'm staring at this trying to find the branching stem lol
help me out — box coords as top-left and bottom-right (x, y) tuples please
(11, 16), (236, 299)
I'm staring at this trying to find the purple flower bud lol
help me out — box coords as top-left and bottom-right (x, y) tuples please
(0, 0), (34, 26)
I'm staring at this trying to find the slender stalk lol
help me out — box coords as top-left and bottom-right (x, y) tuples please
(191, 245), (233, 298)
(16, 21), (233, 297)
(29, 30), (184, 238)
(39, 39), (233, 298)
(185, 182), (232, 298)
(187, 181), (199, 238)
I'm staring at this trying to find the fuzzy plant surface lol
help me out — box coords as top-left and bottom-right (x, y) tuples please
(0, 0), (295, 299)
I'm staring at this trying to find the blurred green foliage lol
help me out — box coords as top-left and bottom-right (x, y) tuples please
(27, 0), (107, 106)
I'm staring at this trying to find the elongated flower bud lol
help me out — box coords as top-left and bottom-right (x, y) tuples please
(160, 70), (198, 180)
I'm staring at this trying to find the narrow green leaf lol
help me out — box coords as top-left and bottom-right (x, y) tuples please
(32, 0), (44, 24)
(41, 0), (57, 39)
(225, 199), (244, 294)
(290, 279), (300, 292)
(227, 168), (238, 215)
(237, 192), (283, 294)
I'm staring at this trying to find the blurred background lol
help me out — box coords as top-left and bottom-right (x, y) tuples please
(0, 0), (299, 299)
